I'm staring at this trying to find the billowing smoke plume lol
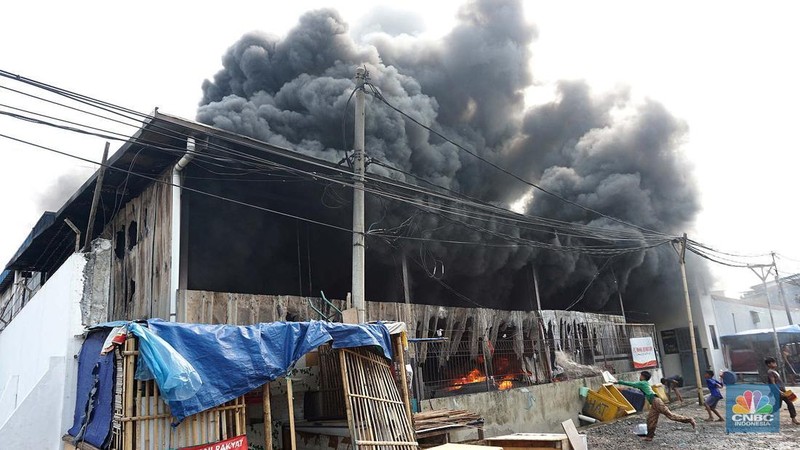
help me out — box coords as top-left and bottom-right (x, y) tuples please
(197, 0), (708, 313)
(37, 169), (92, 211)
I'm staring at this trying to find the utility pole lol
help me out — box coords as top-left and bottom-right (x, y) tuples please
(351, 67), (367, 323)
(749, 264), (783, 369)
(771, 252), (793, 325)
(401, 251), (413, 337)
(676, 234), (705, 405)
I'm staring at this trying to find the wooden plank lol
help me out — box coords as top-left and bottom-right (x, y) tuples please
(561, 419), (586, 450)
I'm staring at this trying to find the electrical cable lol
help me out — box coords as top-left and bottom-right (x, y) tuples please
(364, 81), (675, 240)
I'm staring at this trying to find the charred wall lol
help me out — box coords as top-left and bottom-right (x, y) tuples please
(104, 172), (172, 321)
(182, 161), (540, 310)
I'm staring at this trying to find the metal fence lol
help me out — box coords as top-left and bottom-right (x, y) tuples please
(411, 321), (658, 400)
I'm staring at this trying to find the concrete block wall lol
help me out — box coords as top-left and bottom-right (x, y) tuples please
(421, 368), (662, 440)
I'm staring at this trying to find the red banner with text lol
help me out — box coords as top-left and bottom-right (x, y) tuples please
(179, 435), (247, 450)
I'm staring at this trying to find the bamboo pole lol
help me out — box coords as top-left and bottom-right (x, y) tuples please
(144, 381), (151, 450)
(153, 383), (160, 448)
(221, 408), (228, 440)
(262, 383), (272, 450)
(286, 377), (297, 450)
(124, 339), (135, 450)
(339, 350), (357, 447)
(395, 334), (414, 421)
(352, 350), (374, 444)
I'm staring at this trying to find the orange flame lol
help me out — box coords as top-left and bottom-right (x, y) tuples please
(497, 380), (513, 391)
(445, 368), (487, 391)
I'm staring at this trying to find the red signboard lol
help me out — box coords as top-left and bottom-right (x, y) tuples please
(179, 435), (247, 450)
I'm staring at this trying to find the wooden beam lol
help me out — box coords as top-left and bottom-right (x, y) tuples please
(83, 142), (109, 252)
(263, 383), (272, 450)
(123, 338), (135, 450)
(286, 377), (297, 450)
(395, 334), (414, 421)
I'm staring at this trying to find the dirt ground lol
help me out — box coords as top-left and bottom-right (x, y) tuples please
(586, 397), (800, 449)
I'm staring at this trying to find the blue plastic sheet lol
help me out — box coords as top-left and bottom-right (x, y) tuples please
(143, 319), (392, 421)
(129, 322), (202, 402)
(68, 329), (115, 448)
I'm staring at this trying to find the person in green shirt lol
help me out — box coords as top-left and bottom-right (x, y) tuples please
(617, 371), (696, 441)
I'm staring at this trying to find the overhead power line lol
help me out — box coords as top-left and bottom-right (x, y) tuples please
(364, 81), (674, 240)
(0, 82), (671, 251)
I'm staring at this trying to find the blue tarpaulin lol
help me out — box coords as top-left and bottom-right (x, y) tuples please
(68, 329), (115, 448)
(142, 319), (393, 421)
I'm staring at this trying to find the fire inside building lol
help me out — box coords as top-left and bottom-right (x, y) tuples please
(0, 111), (663, 448)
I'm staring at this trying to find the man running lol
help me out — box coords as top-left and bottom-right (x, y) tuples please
(617, 371), (696, 441)
(765, 357), (800, 425)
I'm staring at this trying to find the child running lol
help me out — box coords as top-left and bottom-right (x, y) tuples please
(703, 370), (724, 421)
(616, 370), (696, 441)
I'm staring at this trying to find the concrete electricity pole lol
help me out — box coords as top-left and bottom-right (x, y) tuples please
(749, 264), (783, 366)
(771, 252), (793, 325)
(676, 234), (705, 405)
(351, 67), (367, 323)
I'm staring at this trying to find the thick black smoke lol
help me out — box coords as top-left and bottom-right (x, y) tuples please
(196, 0), (708, 313)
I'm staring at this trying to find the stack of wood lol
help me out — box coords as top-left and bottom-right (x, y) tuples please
(413, 409), (483, 433)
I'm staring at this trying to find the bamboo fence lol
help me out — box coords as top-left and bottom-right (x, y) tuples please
(113, 337), (247, 450)
(339, 348), (418, 449)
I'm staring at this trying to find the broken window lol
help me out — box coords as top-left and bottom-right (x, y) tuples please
(115, 228), (125, 260)
(128, 220), (138, 250)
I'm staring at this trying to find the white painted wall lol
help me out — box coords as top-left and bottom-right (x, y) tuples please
(712, 296), (800, 338)
(696, 292), (725, 373)
(0, 254), (86, 449)
(651, 289), (725, 382)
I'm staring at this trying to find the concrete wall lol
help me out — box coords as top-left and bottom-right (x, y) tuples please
(420, 369), (662, 439)
(0, 254), (86, 449)
(712, 297), (800, 338)
(651, 289), (726, 378)
(652, 298), (702, 377)
(696, 293), (725, 373)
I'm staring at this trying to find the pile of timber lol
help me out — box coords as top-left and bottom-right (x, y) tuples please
(414, 409), (483, 433)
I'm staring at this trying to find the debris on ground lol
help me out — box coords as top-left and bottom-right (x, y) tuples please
(587, 400), (800, 449)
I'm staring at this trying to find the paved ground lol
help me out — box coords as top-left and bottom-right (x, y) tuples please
(586, 397), (800, 449)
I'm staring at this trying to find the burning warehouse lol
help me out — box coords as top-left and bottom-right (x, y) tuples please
(0, 1), (707, 448)
(0, 109), (663, 449)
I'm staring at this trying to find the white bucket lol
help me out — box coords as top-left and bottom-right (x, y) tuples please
(633, 423), (647, 436)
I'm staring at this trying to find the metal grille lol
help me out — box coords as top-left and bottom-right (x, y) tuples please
(413, 321), (659, 400)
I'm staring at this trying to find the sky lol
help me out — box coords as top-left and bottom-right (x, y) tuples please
(1, 0), (799, 296)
